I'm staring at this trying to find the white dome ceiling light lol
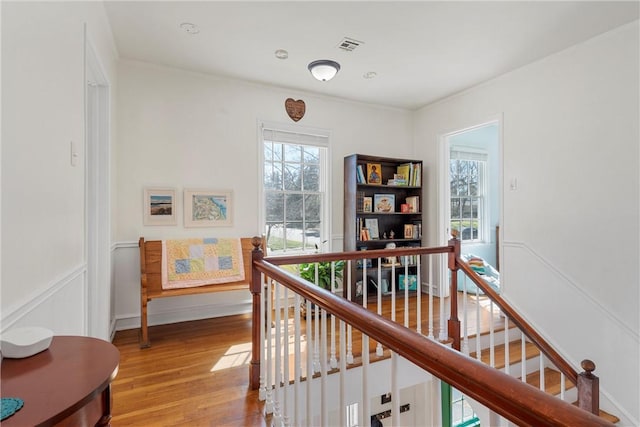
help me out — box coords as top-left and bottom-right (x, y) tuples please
(308, 59), (341, 82)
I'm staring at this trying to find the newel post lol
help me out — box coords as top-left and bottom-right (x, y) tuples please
(447, 233), (461, 350)
(249, 236), (264, 390)
(577, 359), (600, 415)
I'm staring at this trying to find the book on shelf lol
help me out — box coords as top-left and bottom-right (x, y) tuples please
(356, 165), (366, 184)
(364, 218), (379, 239)
(396, 163), (412, 186)
(405, 195), (419, 213)
(413, 163), (421, 186)
(356, 191), (365, 212)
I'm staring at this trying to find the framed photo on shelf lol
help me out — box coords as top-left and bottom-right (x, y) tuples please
(143, 187), (177, 226)
(365, 218), (380, 239)
(404, 224), (413, 239)
(363, 196), (373, 213)
(374, 194), (395, 213)
(184, 189), (232, 227)
(367, 163), (382, 184)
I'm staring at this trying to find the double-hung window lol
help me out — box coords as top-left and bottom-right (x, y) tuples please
(450, 148), (488, 242)
(260, 122), (329, 255)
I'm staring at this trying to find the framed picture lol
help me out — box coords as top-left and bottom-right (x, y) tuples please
(399, 274), (418, 291)
(404, 224), (414, 239)
(367, 163), (382, 184)
(363, 196), (373, 213)
(143, 187), (177, 225)
(374, 194), (395, 213)
(184, 189), (232, 227)
(365, 218), (379, 239)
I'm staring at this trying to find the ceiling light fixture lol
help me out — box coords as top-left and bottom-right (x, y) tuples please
(308, 60), (341, 82)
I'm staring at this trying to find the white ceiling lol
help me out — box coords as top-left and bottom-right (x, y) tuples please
(104, 1), (639, 110)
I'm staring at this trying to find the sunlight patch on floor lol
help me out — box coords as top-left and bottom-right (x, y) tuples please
(211, 341), (252, 371)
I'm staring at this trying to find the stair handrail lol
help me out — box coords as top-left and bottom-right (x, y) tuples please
(448, 236), (600, 415)
(249, 240), (613, 426)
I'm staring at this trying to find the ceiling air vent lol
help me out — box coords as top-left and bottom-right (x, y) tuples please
(337, 37), (364, 52)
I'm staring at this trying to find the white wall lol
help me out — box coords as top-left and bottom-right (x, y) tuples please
(414, 21), (639, 425)
(1, 2), (118, 335)
(114, 60), (413, 329)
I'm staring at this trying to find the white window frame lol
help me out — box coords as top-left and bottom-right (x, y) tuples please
(449, 147), (489, 243)
(258, 120), (331, 255)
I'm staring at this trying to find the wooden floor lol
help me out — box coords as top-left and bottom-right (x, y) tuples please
(111, 292), (502, 426)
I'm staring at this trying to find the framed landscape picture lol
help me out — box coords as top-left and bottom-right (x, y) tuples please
(143, 187), (177, 226)
(184, 189), (233, 227)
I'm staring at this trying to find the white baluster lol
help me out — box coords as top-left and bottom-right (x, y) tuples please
(391, 263), (396, 323)
(489, 300), (495, 367)
(283, 286), (290, 427)
(320, 308), (328, 426)
(475, 286), (481, 361)
(560, 373), (566, 401)
(428, 254), (434, 339)
(392, 352), (400, 426)
(266, 279), (274, 414)
(362, 333), (370, 427)
(306, 298), (313, 424)
(404, 261), (409, 327)
(259, 273), (266, 401)
(376, 262), (383, 356)
(273, 281), (282, 424)
(339, 319), (347, 427)
(294, 293), (301, 426)
(521, 332), (526, 382)
(461, 275), (469, 355)
(539, 353), (545, 391)
(504, 314), (510, 375)
(438, 254), (448, 341)
(346, 263), (354, 364)
(330, 262), (338, 369)
(313, 264), (320, 373)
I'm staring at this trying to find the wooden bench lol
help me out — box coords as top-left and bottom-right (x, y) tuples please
(138, 236), (263, 348)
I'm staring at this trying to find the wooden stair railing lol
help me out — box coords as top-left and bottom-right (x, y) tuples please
(249, 240), (614, 426)
(447, 235), (601, 416)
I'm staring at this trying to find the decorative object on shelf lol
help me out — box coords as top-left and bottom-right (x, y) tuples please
(184, 189), (232, 227)
(404, 224), (414, 239)
(308, 59), (340, 81)
(367, 163), (382, 184)
(143, 187), (177, 226)
(399, 274), (418, 291)
(0, 326), (53, 358)
(374, 194), (395, 212)
(400, 203), (409, 213)
(365, 218), (380, 239)
(363, 196), (372, 213)
(285, 98), (305, 122)
(389, 230), (395, 239)
(383, 242), (398, 266)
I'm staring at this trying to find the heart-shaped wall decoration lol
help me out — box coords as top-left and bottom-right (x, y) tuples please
(285, 98), (306, 122)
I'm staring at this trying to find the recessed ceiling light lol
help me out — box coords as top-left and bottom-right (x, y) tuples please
(363, 71), (377, 79)
(275, 49), (289, 60)
(179, 22), (200, 35)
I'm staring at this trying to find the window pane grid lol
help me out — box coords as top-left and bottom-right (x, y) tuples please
(263, 136), (326, 254)
(450, 156), (485, 241)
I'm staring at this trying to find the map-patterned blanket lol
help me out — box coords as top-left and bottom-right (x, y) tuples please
(161, 238), (245, 289)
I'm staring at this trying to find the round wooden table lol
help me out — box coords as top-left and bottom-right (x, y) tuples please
(1, 335), (119, 426)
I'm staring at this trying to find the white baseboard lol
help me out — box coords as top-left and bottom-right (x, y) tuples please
(114, 301), (253, 332)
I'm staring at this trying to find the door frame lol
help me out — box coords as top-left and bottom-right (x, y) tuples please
(84, 29), (111, 339)
(437, 115), (504, 298)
